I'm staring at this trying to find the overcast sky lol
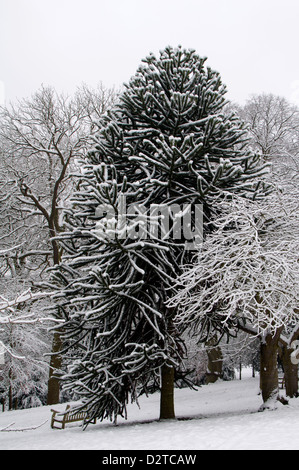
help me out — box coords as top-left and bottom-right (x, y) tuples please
(1, 0), (299, 106)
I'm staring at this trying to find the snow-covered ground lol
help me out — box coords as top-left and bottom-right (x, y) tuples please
(1, 369), (299, 450)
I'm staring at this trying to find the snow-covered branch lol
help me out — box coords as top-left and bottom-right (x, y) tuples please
(169, 194), (299, 340)
(0, 289), (63, 326)
(0, 420), (48, 432)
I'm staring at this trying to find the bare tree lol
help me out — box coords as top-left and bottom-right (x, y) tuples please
(0, 286), (58, 410)
(237, 93), (299, 160)
(170, 194), (299, 409)
(228, 94), (299, 399)
(0, 84), (117, 405)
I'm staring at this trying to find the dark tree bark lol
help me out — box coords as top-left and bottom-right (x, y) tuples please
(259, 329), (282, 408)
(205, 336), (223, 384)
(47, 331), (62, 405)
(159, 365), (175, 420)
(279, 344), (298, 398)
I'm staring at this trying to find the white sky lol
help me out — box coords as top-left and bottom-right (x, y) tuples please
(1, 0), (299, 106)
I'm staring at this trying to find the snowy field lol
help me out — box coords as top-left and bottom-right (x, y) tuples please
(1, 369), (299, 451)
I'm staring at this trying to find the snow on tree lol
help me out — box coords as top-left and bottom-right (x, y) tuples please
(0, 318), (49, 410)
(237, 93), (299, 161)
(0, 84), (117, 406)
(48, 46), (270, 425)
(169, 193), (299, 407)
(233, 94), (299, 400)
(234, 93), (299, 210)
(0, 287), (56, 410)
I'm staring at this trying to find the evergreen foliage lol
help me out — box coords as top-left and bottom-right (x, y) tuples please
(48, 46), (270, 425)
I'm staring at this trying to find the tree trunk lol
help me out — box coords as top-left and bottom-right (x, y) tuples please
(47, 224), (62, 405)
(259, 329), (282, 408)
(159, 364), (175, 420)
(279, 345), (298, 398)
(8, 383), (13, 411)
(47, 331), (62, 405)
(205, 336), (223, 384)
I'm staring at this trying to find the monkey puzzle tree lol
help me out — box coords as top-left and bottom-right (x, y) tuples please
(48, 46), (270, 425)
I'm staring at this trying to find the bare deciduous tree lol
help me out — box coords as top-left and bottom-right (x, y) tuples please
(0, 84), (117, 405)
(237, 93), (299, 160)
(170, 194), (299, 408)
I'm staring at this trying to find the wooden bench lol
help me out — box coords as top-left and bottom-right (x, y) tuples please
(50, 404), (96, 429)
(278, 376), (285, 389)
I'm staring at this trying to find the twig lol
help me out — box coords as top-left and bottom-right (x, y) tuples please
(0, 422), (15, 431)
(0, 419), (48, 432)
